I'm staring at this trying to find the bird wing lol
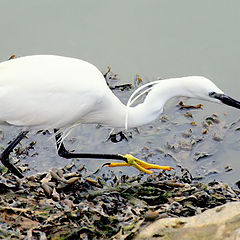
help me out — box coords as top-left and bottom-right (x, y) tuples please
(0, 55), (108, 129)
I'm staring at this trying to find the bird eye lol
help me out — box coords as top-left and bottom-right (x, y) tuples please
(209, 92), (216, 98)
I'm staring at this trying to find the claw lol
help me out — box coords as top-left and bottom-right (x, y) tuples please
(107, 154), (173, 174)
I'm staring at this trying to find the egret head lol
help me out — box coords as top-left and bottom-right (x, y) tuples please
(182, 76), (240, 109)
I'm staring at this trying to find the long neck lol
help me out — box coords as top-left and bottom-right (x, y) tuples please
(98, 79), (186, 128)
(127, 79), (185, 128)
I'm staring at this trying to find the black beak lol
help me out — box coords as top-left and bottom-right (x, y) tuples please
(216, 94), (240, 109)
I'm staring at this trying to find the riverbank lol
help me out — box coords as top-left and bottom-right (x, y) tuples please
(0, 163), (239, 239)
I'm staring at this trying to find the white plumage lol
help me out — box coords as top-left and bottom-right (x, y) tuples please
(0, 55), (232, 132)
(0, 55), (118, 129)
(0, 54), (239, 178)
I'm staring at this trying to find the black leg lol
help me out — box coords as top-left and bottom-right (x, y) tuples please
(0, 131), (29, 178)
(54, 129), (128, 162)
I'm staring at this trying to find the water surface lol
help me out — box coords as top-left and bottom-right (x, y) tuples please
(0, 1), (240, 185)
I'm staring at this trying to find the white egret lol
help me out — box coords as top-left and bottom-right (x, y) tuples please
(0, 55), (239, 178)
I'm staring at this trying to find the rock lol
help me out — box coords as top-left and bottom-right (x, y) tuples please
(135, 202), (240, 240)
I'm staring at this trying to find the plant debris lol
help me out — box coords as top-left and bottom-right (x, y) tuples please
(178, 101), (203, 109)
(0, 165), (239, 239)
(194, 152), (212, 161)
(103, 67), (133, 91)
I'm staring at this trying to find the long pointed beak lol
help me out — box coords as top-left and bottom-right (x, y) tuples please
(218, 94), (240, 109)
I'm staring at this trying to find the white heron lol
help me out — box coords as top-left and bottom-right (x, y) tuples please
(0, 55), (239, 178)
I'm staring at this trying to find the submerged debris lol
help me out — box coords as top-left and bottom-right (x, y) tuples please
(103, 67), (133, 91)
(178, 101), (203, 109)
(194, 152), (212, 161)
(0, 166), (239, 239)
(106, 131), (128, 143)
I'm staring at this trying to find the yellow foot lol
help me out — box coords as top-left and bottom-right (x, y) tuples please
(107, 154), (173, 174)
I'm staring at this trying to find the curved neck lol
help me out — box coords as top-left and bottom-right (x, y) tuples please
(126, 79), (184, 128)
(96, 79), (185, 128)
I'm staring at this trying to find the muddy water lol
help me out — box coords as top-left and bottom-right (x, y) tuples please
(0, 1), (240, 186)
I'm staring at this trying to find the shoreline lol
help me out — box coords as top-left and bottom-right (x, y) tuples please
(0, 164), (239, 239)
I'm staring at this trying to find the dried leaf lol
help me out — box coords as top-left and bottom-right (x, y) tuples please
(178, 101), (203, 109)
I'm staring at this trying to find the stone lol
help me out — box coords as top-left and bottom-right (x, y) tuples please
(135, 202), (240, 240)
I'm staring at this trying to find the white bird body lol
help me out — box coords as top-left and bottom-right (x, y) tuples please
(0, 55), (226, 131)
(0, 54), (239, 178)
(0, 55), (125, 129)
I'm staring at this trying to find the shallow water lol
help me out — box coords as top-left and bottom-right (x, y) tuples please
(0, 1), (240, 186)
